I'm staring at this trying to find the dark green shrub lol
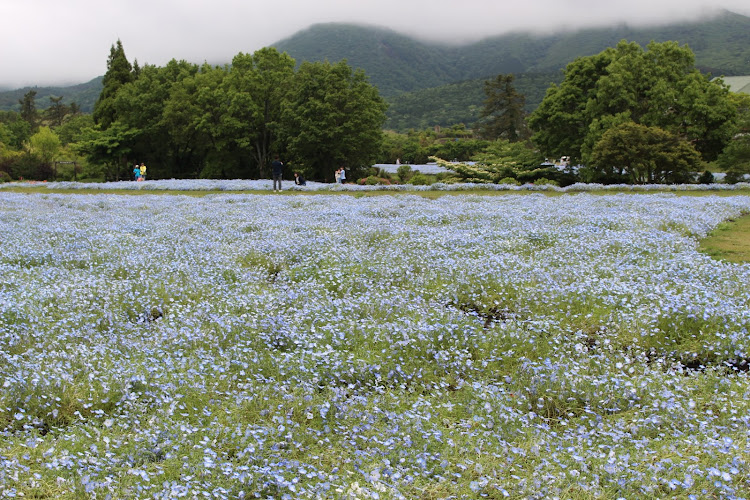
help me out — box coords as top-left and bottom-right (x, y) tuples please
(497, 177), (520, 185)
(397, 164), (414, 182)
(407, 173), (432, 185)
(697, 170), (714, 184)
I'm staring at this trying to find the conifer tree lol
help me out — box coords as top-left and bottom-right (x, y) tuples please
(19, 90), (39, 131)
(93, 40), (134, 128)
(477, 74), (527, 142)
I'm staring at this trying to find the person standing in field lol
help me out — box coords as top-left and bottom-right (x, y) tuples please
(139, 163), (147, 181)
(271, 155), (284, 192)
(133, 163), (141, 181)
(339, 166), (346, 184)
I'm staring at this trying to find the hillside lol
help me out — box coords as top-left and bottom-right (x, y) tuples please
(384, 72), (562, 130)
(0, 77), (102, 114)
(273, 10), (750, 98)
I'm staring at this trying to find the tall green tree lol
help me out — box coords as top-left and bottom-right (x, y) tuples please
(0, 111), (31, 149)
(588, 122), (700, 184)
(281, 60), (387, 181)
(528, 49), (613, 163)
(222, 48), (295, 177)
(93, 40), (134, 128)
(45, 96), (69, 127)
(529, 40), (736, 172)
(113, 60), (201, 178)
(28, 126), (62, 179)
(477, 74), (527, 141)
(75, 122), (139, 181)
(717, 92), (750, 182)
(190, 63), (245, 178)
(19, 90), (39, 131)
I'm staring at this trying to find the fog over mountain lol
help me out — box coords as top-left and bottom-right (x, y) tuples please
(1, 0), (750, 89)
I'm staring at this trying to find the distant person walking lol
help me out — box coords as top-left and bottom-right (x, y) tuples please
(272, 155), (284, 192)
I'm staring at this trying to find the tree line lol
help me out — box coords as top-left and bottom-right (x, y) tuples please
(1, 39), (749, 185)
(0, 40), (387, 182)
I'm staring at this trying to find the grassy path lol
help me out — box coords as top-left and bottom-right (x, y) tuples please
(699, 213), (750, 263)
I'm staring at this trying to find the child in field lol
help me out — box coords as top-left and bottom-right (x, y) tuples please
(133, 164), (141, 181)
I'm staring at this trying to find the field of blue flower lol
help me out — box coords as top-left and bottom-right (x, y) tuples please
(1, 189), (750, 499)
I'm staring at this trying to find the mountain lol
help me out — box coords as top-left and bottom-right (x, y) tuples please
(272, 10), (750, 99)
(0, 76), (102, 114)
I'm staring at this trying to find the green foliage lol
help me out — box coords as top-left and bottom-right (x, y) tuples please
(406, 173), (433, 185)
(0, 78), (102, 114)
(222, 48), (296, 177)
(6, 16), (749, 183)
(362, 175), (391, 185)
(697, 169), (715, 184)
(718, 135), (750, 182)
(498, 176), (520, 185)
(532, 177), (559, 186)
(44, 96), (68, 127)
(530, 40), (736, 175)
(73, 121), (140, 181)
(379, 127), (490, 165)
(729, 92), (750, 134)
(476, 74), (527, 141)
(93, 40), (135, 128)
(18, 90), (39, 130)
(434, 139), (580, 185)
(0, 112), (31, 149)
(54, 114), (94, 146)
(472, 140), (545, 182)
(274, 23), (456, 97)
(717, 93), (750, 183)
(0, 121), (13, 147)
(589, 122), (701, 184)
(529, 49), (613, 163)
(3, 12), (750, 133)
(281, 60), (387, 181)
(29, 127), (61, 167)
(384, 72), (562, 131)
(396, 164), (413, 182)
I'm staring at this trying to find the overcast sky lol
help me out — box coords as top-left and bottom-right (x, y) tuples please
(1, 0), (749, 89)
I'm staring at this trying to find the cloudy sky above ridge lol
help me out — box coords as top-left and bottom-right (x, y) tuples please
(1, 0), (749, 89)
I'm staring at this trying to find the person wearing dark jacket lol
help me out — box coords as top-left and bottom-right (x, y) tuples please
(271, 155), (284, 192)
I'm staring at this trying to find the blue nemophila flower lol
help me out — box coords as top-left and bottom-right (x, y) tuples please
(2, 189), (750, 497)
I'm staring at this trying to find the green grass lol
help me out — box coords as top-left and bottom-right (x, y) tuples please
(699, 213), (750, 263)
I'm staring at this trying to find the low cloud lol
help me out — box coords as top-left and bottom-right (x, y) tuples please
(1, 0), (748, 89)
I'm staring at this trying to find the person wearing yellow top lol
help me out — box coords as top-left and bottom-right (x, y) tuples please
(139, 163), (147, 181)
